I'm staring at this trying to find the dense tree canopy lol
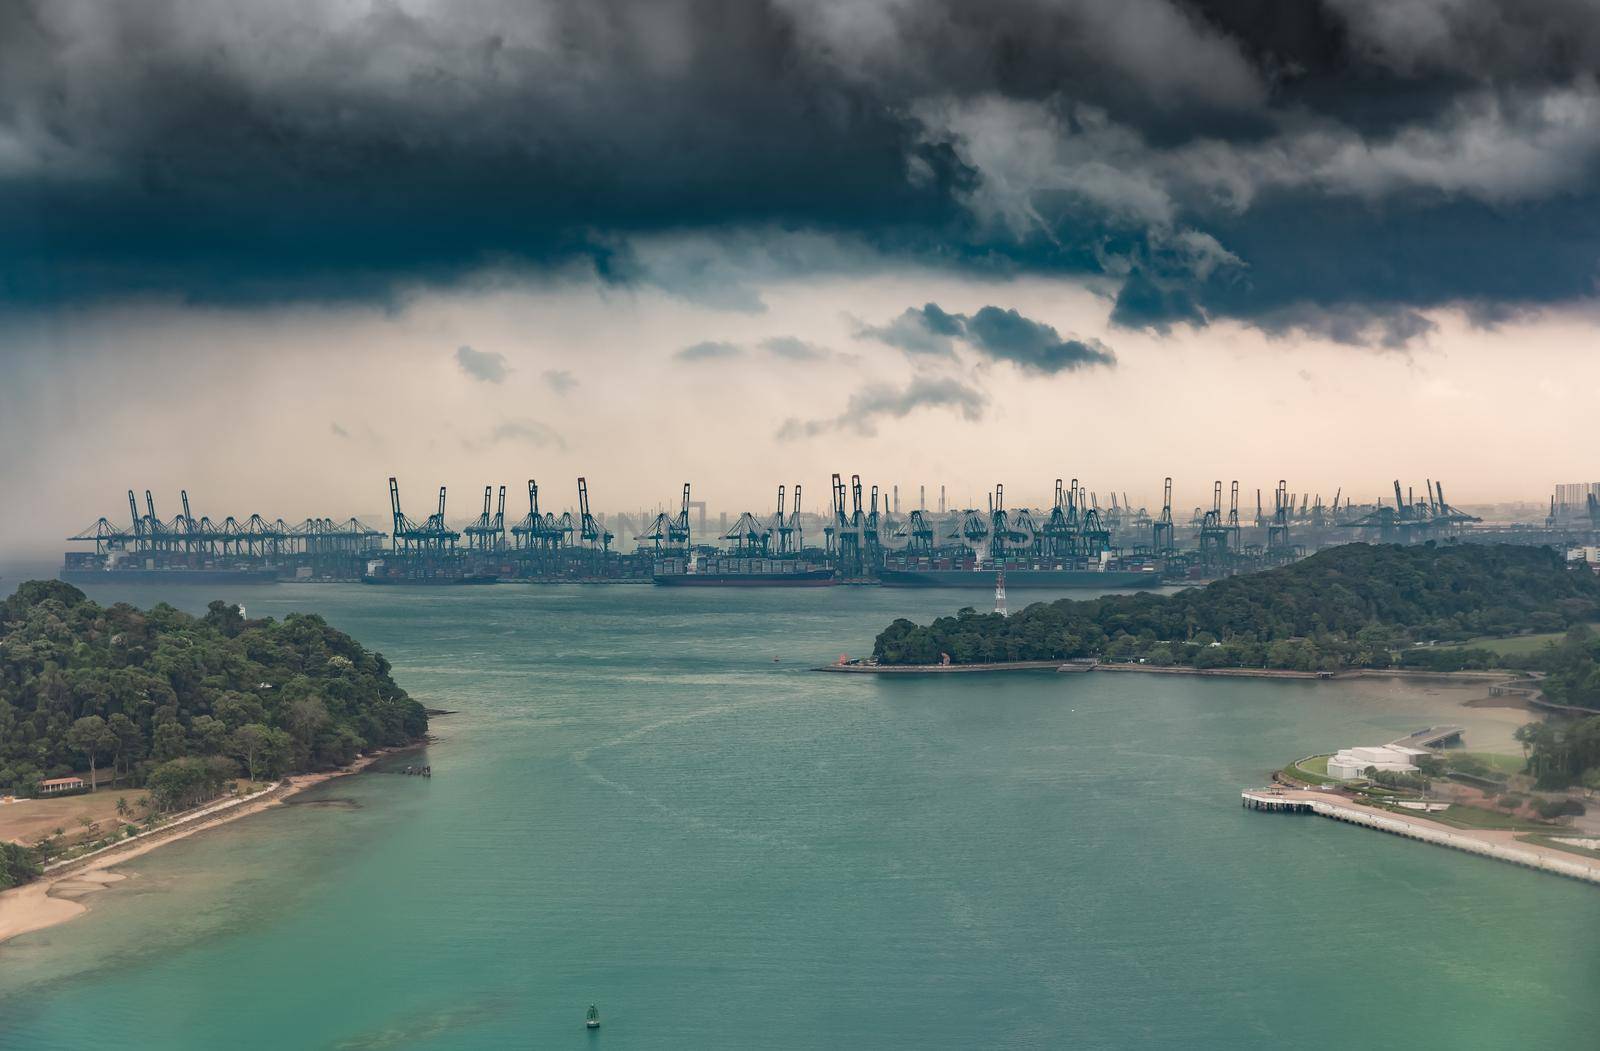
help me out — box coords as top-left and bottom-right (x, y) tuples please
(1518, 711), (1600, 791)
(1526, 625), (1600, 711)
(0, 581), (427, 795)
(872, 544), (1600, 677)
(0, 841), (40, 890)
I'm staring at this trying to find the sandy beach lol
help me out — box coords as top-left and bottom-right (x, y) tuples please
(0, 751), (398, 948)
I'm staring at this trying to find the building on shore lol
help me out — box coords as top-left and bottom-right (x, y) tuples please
(1327, 744), (1430, 780)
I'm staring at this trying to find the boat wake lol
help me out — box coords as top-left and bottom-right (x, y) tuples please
(571, 702), (811, 852)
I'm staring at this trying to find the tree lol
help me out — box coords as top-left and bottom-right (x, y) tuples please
(146, 757), (238, 811)
(286, 696), (331, 766)
(203, 600), (245, 637)
(66, 715), (114, 791)
(0, 588), (426, 795)
(871, 543), (1600, 668)
(232, 723), (272, 777)
(106, 713), (142, 780)
(115, 796), (129, 817)
(0, 842), (42, 890)
(150, 721), (189, 762)
(190, 715), (230, 756)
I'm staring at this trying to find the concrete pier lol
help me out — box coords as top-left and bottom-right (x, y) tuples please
(1242, 790), (1314, 813)
(1242, 789), (1600, 885)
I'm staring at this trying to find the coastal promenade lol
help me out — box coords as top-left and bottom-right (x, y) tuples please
(1242, 788), (1600, 886)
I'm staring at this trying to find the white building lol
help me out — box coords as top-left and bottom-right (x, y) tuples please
(1327, 744), (1430, 780)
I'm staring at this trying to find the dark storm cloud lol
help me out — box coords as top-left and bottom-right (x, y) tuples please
(859, 302), (1116, 373)
(961, 307), (1116, 372)
(776, 375), (987, 440)
(856, 304), (965, 356)
(456, 345), (509, 383)
(6, 0), (1600, 341)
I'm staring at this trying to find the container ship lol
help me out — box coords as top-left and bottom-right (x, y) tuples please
(876, 555), (1158, 589)
(360, 559), (498, 585)
(653, 554), (836, 586)
(60, 565), (283, 586)
(60, 553), (282, 586)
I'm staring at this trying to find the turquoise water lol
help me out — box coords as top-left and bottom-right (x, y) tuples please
(1, 580), (1597, 1049)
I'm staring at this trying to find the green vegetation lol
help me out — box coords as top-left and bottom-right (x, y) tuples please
(0, 841), (42, 889)
(1281, 755), (1336, 785)
(1534, 797), (1585, 820)
(1399, 803), (1548, 832)
(1522, 625), (1600, 710)
(0, 580), (427, 803)
(145, 756), (243, 811)
(1449, 752), (1525, 778)
(1369, 768), (1430, 791)
(1295, 755), (1330, 778)
(873, 543), (1600, 671)
(1516, 710), (1600, 790)
(1453, 632), (1569, 657)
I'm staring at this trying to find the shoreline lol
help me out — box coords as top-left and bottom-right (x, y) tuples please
(1242, 787), (1600, 885)
(818, 660), (1065, 674)
(818, 660), (1524, 685)
(0, 746), (413, 948)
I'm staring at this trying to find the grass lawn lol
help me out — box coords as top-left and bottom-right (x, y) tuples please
(1449, 751), (1526, 777)
(1298, 755), (1331, 777)
(0, 790), (149, 848)
(1455, 632), (1567, 657)
(1409, 803), (1550, 832)
(1282, 754), (1340, 785)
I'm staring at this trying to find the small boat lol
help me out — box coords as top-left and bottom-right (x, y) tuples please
(585, 1004), (601, 1030)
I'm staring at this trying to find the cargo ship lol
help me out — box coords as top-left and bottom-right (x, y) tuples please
(60, 565), (283, 586)
(877, 555), (1158, 589)
(361, 559), (498, 585)
(60, 552), (282, 585)
(360, 572), (498, 585)
(653, 554), (836, 586)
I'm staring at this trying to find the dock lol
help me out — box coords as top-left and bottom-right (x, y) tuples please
(1390, 725), (1464, 748)
(1242, 789), (1600, 885)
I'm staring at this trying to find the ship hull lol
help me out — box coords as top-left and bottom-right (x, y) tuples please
(60, 568), (281, 585)
(361, 574), (499, 585)
(654, 570), (836, 587)
(877, 568), (1156, 589)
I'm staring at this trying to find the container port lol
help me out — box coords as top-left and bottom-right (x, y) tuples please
(61, 473), (1594, 589)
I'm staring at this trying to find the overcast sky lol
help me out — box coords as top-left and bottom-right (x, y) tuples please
(2, 0), (1596, 556)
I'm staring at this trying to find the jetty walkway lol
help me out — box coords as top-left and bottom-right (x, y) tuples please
(1390, 725), (1464, 748)
(1242, 789), (1600, 886)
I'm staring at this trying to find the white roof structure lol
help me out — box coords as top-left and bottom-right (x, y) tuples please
(1328, 744), (1425, 779)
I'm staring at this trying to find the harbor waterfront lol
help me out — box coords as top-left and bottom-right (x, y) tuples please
(1241, 789), (1600, 884)
(1, 576), (1597, 1048)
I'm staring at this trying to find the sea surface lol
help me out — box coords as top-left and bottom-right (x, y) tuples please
(1, 577), (1597, 1049)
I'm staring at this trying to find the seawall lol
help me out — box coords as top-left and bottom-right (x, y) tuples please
(1242, 789), (1600, 885)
